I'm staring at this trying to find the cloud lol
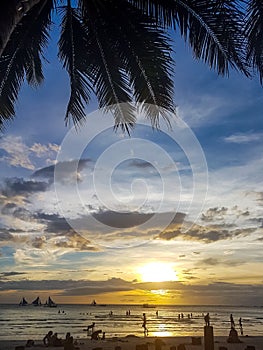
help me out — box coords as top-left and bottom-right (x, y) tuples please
(200, 257), (244, 267)
(46, 232), (99, 252)
(0, 277), (133, 294)
(1, 203), (17, 214)
(32, 158), (92, 184)
(30, 143), (60, 157)
(61, 278), (133, 296)
(157, 222), (257, 243)
(0, 271), (26, 279)
(224, 132), (263, 144)
(0, 135), (35, 170)
(1, 178), (49, 197)
(0, 275), (262, 305)
(201, 207), (228, 222)
(0, 135), (59, 170)
(0, 229), (13, 241)
(127, 159), (154, 169)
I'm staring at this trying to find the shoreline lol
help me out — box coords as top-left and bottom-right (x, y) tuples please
(0, 335), (261, 350)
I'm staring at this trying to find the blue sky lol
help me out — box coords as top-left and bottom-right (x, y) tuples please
(0, 31), (263, 305)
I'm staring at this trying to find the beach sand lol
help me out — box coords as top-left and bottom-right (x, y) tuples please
(0, 335), (261, 350)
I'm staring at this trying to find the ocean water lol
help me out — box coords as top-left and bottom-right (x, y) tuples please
(0, 304), (262, 341)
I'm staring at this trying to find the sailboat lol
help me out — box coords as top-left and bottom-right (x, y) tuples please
(32, 296), (42, 306)
(44, 296), (57, 308)
(19, 297), (28, 306)
(90, 299), (97, 306)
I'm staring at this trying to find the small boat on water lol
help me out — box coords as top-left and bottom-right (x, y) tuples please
(91, 299), (97, 306)
(19, 297), (28, 306)
(32, 296), (42, 306)
(44, 296), (57, 308)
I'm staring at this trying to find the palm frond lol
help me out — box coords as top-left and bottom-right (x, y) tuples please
(0, 0), (18, 53)
(0, 0), (53, 128)
(245, 0), (263, 83)
(116, 2), (175, 127)
(58, 5), (93, 126)
(174, 0), (248, 76)
(79, 0), (174, 129)
(127, 0), (178, 27)
(78, 0), (136, 131)
(130, 0), (248, 77)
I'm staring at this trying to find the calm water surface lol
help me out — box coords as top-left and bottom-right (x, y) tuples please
(0, 304), (262, 340)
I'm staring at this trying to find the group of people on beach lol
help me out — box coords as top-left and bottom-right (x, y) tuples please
(227, 314), (244, 343)
(43, 331), (76, 349)
(204, 312), (244, 344)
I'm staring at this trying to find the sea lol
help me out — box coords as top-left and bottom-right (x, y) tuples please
(0, 304), (262, 341)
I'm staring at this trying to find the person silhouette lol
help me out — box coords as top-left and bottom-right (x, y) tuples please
(239, 317), (243, 336)
(230, 314), (235, 328)
(204, 313), (210, 326)
(142, 313), (148, 336)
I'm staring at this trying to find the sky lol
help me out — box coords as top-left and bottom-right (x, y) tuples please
(0, 27), (263, 306)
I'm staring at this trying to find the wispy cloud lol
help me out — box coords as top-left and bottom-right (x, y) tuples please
(0, 135), (59, 170)
(223, 132), (263, 144)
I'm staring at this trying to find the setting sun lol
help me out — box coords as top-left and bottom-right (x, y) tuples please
(138, 262), (179, 282)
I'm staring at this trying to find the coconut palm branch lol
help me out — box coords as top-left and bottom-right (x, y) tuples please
(79, 0), (174, 128)
(130, 0), (249, 76)
(0, 0), (253, 132)
(245, 0), (263, 83)
(78, 0), (136, 132)
(0, 0), (53, 127)
(58, 5), (93, 126)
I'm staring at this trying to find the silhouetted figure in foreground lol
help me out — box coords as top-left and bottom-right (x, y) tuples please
(227, 327), (242, 343)
(204, 313), (210, 326)
(51, 332), (63, 346)
(91, 329), (102, 340)
(64, 335), (74, 350)
(43, 331), (53, 347)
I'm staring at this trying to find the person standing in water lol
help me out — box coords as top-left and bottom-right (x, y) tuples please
(142, 313), (148, 336)
(239, 317), (243, 336)
(230, 314), (235, 328)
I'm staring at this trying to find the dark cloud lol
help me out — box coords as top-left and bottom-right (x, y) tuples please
(127, 159), (155, 169)
(157, 224), (257, 243)
(50, 232), (99, 252)
(0, 278), (132, 295)
(13, 207), (32, 221)
(31, 236), (46, 249)
(32, 159), (92, 183)
(1, 178), (49, 197)
(1, 202), (33, 221)
(0, 277), (262, 305)
(201, 258), (219, 266)
(93, 211), (185, 229)
(0, 271), (26, 279)
(0, 229), (13, 241)
(93, 211), (154, 228)
(44, 216), (72, 233)
(61, 278), (133, 296)
(1, 202), (17, 214)
(200, 257), (244, 267)
(30, 211), (72, 233)
(201, 207), (228, 222)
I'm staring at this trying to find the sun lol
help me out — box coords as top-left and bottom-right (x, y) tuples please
(138, 262), (179, 282)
